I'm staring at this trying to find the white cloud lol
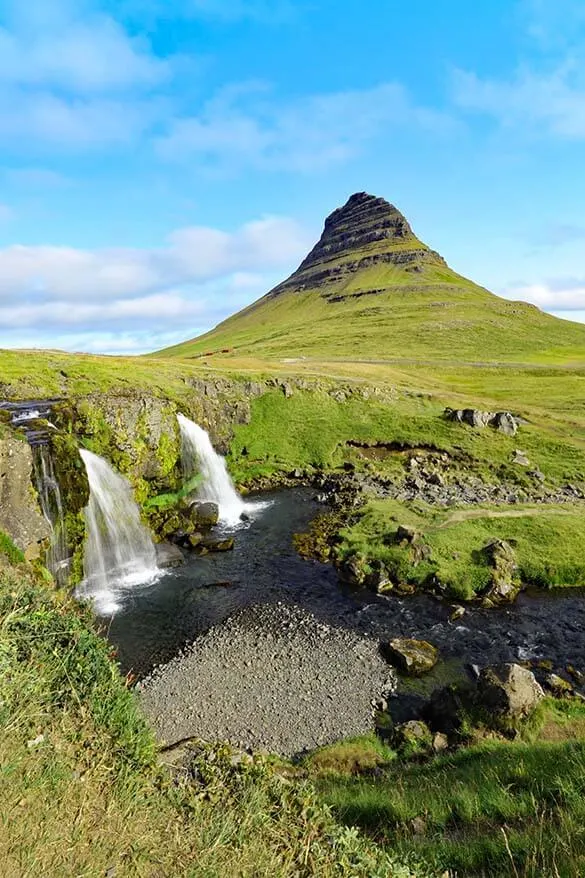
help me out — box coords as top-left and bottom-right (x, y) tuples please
(157, 82), (455, 171)
(0, 5), (168, 93)
(0, 1), (178, 151)
(0, 215), (309, 351)
(503, 278), (585, 310)
(0, 216), (309, 304)
(452, 65), (585, 139)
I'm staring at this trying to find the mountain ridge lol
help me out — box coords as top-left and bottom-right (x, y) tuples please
(155, 192), (585, 363)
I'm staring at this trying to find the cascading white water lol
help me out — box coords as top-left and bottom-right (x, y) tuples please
(33, 444), (69, 586)
(177, 414), (248, 525)
(77, 449), (159, 613)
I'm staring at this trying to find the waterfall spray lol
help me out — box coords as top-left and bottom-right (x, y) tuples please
(78, 449), (159, 613)
(177, 414), (249, 525)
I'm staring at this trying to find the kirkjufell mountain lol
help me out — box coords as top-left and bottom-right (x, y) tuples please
(157, 192), (585, 362)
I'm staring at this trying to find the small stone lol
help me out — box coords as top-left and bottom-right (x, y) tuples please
(27, 734), (45, 749)
(512, 449), (530, 466)
(450, 605), (465, 621)
(432, 732), (449, 753)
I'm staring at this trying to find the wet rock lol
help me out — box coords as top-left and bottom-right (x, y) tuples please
(477, 663), (544, 719)
(196, 537), (235, 553)
(155, 542), (185, 569)
(380, 638), (439, 676)
(191, 501), (219, 528)
(338, 553), (368, 587)
(450, 605), (465, 621)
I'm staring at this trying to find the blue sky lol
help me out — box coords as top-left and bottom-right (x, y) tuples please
(0, 0), (584, 353)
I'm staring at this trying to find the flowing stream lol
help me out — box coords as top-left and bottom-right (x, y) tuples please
(77, 449), (159, 614)
(105, 487), (585, 687)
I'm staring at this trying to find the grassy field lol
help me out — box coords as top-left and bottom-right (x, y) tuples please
(337, 499), (585, 599)
(0, 537), (426, 878)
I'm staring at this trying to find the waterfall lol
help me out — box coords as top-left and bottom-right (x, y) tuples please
(32, 444), (69, 586)
(78, 449), (159, 613)
(177, 414), (247, 525)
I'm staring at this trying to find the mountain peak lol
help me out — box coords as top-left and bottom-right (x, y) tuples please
(267, 191), (443, 300)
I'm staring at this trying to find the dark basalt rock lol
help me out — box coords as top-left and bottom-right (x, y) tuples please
(266, 192), (446, 300)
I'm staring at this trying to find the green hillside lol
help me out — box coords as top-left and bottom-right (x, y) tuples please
(156, 192), (585, 364)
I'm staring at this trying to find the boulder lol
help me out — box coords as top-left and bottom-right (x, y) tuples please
(392, 719), (432, 753)
(155, 542), (185, 569)
(445, 407), (518, 436)
(477, 663), (544, 719)
(396, 524), (421, 544)
(0, 435), (51, 559)
(482, 539), (520, 604)
(492, 411), (518, 436)
(190, 501), (219, 528)
(380, 638), (439, 676)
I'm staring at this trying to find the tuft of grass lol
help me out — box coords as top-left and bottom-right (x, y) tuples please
(0, 530), (26, 566)
(311, 731), (585, 876)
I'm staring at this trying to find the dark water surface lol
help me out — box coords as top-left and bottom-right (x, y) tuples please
(105, 489), (585, 684)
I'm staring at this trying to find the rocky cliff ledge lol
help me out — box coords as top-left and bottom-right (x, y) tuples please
(267, 192), (446, 299)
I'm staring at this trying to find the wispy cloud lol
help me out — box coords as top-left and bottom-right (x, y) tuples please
(452, 65), (585, 139)
(0, 215), (310, 350)
(503, 277), (585, 311)
(157, 81), (455, 172)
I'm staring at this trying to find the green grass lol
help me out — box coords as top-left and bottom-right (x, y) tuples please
(156, 251), (585, 365)
(306, 702), (585, 877)
(228, 388), (585, 487)
(337, 499), (585, 600)
(0, 529), (25, 566)
(0, 558), (427, 878)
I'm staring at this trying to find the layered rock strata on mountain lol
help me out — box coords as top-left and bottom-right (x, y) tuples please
(267, 191), (446, 300)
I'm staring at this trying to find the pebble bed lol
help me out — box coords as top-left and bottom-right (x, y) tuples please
(139, 602), (395, 756)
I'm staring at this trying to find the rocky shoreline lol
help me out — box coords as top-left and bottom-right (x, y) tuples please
(138, 602), (395, 757)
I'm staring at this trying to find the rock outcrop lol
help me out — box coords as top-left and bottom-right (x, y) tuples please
(266, 192), (446, 301)
(445, 408), (518, 436)
(0, 434), (50, 559)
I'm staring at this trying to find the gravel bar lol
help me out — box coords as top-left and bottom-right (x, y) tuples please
(138, 602), (395, 756)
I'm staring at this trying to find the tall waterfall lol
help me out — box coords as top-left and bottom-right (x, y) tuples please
(33, 445), (69, 586)
(177, 414), (247, 525)
(78, 449), (159, 613)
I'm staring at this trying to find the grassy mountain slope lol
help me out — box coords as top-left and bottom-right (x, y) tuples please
(156, 193), (585, 364)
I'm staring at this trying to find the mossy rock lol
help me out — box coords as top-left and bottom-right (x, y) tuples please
(380, 638), (439, 676)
